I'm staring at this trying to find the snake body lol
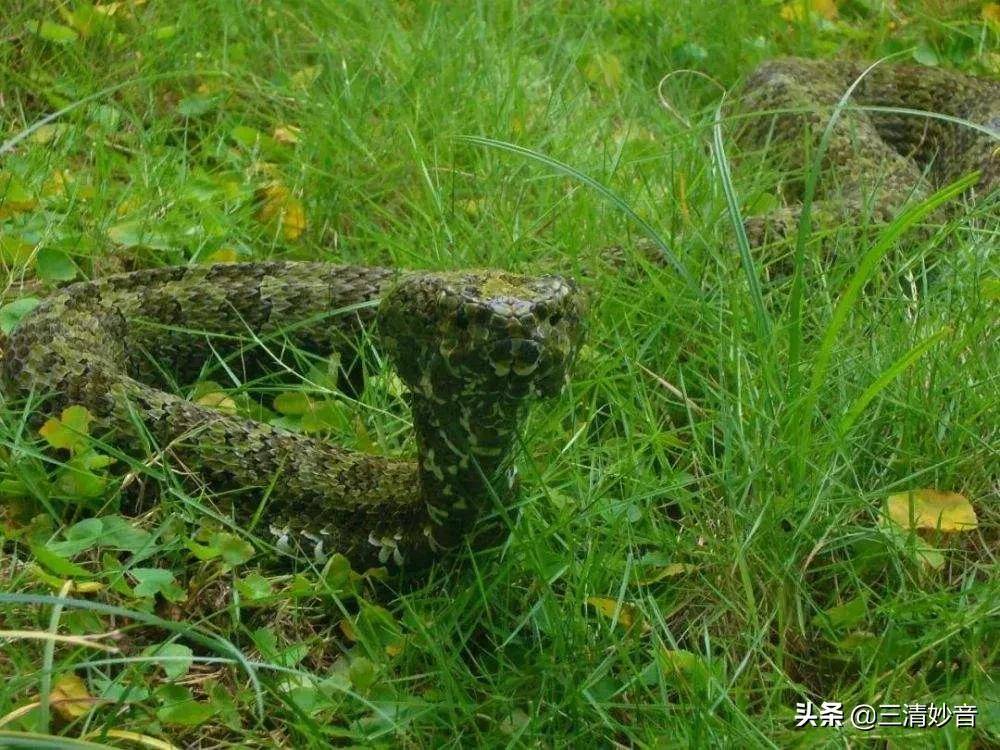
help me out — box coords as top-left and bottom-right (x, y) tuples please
(737, 59), (998, 245)
(2, 262), (585, 570)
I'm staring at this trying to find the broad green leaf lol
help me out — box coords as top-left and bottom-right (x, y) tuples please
(146, 642), (194, 680)
(273, 391), (311, 416)
(236, 573), (273, 601)
(131, 568), (187, 602)
(301, 400), (348, 433)
(155, 684), (217, 726)
(30, 20), (79, 44)
(212, 532), (254, 566)
(30, 544), (92, 577)
(35, 248), (78, 280)
(230, 125), (266, 148)
(887, 489), (978, 532)
(348, 656), (376, 691)
(812, 595), (867, 631)
(0, 298), (41, 334)
(95, 515), (151, 553)
(913, 43), (939, 67)
(56, 458), (107, 500)
(177, 95), (216, 117)
(45, 516), (148, 557)
(106, 221), (172, 250)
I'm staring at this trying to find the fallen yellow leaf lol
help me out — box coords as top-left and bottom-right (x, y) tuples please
(339, 618), (358, 641)
(195, 391), (238, 414)
(887, 489), (978, 533)
(983, 3), (1000, 28)
(50, 673), (97, 721)
(257, 183), (306, 241)
(0, 173), (37, 219)
(634, 562), (696, 585)
(582, 52), (623, 91)
(272, 124), (301, 145)
(586, 596), (635, 627)
(203, 247), (239, 263)
(780, 0), (837, 22)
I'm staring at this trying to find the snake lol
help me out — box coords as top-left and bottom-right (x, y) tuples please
(735, 58), (998, 248)
(2, 59), (996, 574)
(1, 263), (585, 571)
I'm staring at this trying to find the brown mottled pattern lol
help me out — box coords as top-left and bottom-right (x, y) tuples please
(2, 262), (585, 571)
(737, 58), (998, 246)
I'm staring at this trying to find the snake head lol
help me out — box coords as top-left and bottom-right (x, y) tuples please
(379, 270), (585, 403)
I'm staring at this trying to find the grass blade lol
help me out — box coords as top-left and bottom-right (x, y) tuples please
(457, 134), (697, 291)
(712, 98), (771, 339)
(837, 326), (952, 437)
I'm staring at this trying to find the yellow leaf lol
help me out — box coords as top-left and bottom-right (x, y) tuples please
(290, 66), (321, 90)
(887, 489), (978, 533)
(204, 247), (239, 263)
(195, 391), (238, 414)
(31, 123), (70, 145)
(385, 642), (404, 657)
(0, 236), (35, 265)
(983, 3), (1000, 28)
(272, 125), (301, 145)
(0, 173), (37, 219)
(634, 562), (696, 585)
(339, 619), (358, 641)
(780, 0), (837, 22)
(39, 405), (95, 451)
(257, 183), (306, 240)
(586, 596), (635, 627)
(50, 673), (96, 720)
(582, 52), (623, 91)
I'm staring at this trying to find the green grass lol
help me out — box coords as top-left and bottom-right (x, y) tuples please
(1, 1), (998, 747)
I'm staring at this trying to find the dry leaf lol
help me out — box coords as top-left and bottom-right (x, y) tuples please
(634, 562), (696, 585)
(339, 619), (358, 641)
(780, 0), (838, 22)
(586, 596), (635, 627)
(886, 489), (978, 533)
(257, 183), (306, 240)
(272, 125), (301, 145)
(50, 673), (96, 720)
(983, 3), (1000, 28)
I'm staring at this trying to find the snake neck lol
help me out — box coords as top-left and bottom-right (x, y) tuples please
(409, 392), (523, 548)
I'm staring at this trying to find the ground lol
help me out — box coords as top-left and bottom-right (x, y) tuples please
(0, 1), (998, 747)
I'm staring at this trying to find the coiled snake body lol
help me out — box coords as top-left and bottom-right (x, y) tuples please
(737, 58), (998, 244)
(2, 262), (585, 570)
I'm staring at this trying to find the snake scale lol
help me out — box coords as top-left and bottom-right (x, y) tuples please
(2, 59), (997, 573)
